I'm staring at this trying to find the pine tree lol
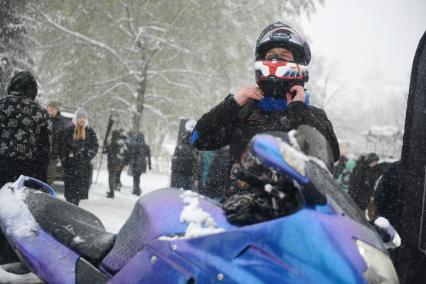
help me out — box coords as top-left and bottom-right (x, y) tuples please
(0, 0), (33, 97)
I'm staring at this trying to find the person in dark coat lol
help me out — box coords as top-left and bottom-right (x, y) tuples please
(374, 160), (402, 232)
(0, 71), (52, 187)
(46, 100), (68, 185)
(348, 153), (388, 212)
(202, 146), (231, 201)
(105, 129), (128, 198)
(374, 160), (426, 284)
(0, 71), (51, 264)
(60, 108), (98, 205)
(0, 57), (13, 97)
(130, 132), (151, 196)
(170, 130), (197, 190)
(191, 22), (339, 193)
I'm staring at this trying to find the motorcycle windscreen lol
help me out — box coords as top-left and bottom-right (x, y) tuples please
(257, 127), (371, 228)
(294, 126), (372, 228)
(293, 125), (334, 171)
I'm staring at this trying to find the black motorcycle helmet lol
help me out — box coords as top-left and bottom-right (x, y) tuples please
(255, 22), (311, 65)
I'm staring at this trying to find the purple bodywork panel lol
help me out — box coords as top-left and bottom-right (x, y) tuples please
(102, 189), (235, 272)
(0, 185), (79, 284)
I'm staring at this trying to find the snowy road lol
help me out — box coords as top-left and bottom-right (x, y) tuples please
(55, 169), (170, 233)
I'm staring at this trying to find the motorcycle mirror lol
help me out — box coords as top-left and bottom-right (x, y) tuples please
(249, 134), (327, 205)
(249, 134), (310, 185)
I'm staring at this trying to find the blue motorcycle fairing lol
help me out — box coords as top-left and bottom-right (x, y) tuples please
(108, 191), (374, 283)
(102, 188), (236, 273)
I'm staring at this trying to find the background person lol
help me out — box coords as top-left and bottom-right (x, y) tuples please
(170, 119), (197, 190)
(60, 108), (98, 205)
(105, 129), (129, 198)
(0, 71), (51, 187)
(46, 100), (67, 186)
(129, 132), (151, 196)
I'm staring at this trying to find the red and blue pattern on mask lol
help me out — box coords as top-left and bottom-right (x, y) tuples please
(254, 59), (309, 111)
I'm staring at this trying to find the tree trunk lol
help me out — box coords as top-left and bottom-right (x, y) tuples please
(132, 76), (146, 132)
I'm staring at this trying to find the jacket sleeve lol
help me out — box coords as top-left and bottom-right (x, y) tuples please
(59, 128), (69, 166)
(146, 145), (151, 168)
(287, 101), (340, 162)
(87, 128), (99, 160)
(36, 113), (52, 182)
(191, 95), (241, 150)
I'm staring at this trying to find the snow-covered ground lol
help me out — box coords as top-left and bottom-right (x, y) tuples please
(55, 169), (170, 233)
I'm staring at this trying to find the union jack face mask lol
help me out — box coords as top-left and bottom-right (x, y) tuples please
(254, 59), (309, 83)
(254, 59), (309, 98)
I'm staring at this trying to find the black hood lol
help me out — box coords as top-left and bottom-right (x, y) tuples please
(7, 71), (38, 100)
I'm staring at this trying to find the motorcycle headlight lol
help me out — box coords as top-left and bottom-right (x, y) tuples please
(356, 240), (399, 284)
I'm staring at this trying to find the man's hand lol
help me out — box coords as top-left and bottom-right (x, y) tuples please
(285, 85), (305, 104)
(233, 86), (264, 106)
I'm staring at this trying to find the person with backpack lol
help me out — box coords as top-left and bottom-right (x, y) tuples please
(105, 129), (129, 198)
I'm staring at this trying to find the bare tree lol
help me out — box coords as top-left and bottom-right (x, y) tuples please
(28, 0), (322, 162)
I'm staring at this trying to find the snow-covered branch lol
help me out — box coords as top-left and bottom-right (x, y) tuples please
(31, 5), (135, 78)
(111, 95), (134, 108)
(89, 73), (136, 86)
(82, 82), (136, 106)
(158, 74), (195, 90)
(140, 33), (189, 54)
(143, 103), (170, 123)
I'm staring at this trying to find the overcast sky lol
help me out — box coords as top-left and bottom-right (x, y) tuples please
(302, 0), (426, 97)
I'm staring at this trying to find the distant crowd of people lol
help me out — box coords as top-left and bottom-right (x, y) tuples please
(0, 71), (152, 206)
(104, 129), (151, 198)
(333, 152), (391, 218)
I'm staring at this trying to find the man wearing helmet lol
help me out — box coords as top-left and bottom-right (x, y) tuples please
(191, 22), (340, 194)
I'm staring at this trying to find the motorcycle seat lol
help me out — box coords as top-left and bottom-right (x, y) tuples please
(24, 191), (116, 264)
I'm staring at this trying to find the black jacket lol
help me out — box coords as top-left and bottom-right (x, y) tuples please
(203, 146), (231, 200)
(130, 134), (151, 174)
(106, 131), (129, 172)
(374, 161), (402, 230)
(349, 159), (389, 211)
(0, 95), (51, 184)
(50, 112), (67, 159)
(171, 133), (196, 176)
(60, 126), (99, 201)
(192, 96), (340, 182)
